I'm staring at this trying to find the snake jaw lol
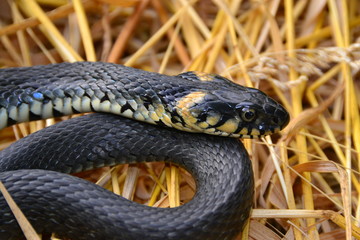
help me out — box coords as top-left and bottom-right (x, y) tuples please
(172, 87), (290, 138)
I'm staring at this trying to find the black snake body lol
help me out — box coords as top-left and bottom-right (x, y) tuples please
(0, 62), (289, 239)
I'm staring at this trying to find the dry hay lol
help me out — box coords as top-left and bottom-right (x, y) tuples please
(0, 0), (360, 239)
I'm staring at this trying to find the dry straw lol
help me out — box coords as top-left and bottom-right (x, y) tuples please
(0, 0), (360, 239)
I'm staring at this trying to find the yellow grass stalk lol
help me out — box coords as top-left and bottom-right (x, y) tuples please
(72, 0), (96, 61)
(225, 22), (253, 87)
(122, 165), (140, 200)
(285, 0), (317, 238)
(0, 182), (40, 240)
(213, 0), (258, 59)
(107, 0), (150, 63)
(204, 19), (227, 72)
(178, 0), (210, 39)
(0, 1), (95, 37)
(159, 20), (182, 73)
(148, 169), (167, 207)
(111, 167), (121, 196)
(125, 1), (192, 67)
(0, 23), (23, 65)
(153, 0), (190, 66)
(10, 2), (31, 66)
(281, 141), (303, 240)
(16, 0), (82, 62)
(35, 0), (68, 7)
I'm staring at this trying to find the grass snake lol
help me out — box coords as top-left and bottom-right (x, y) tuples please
(0, 62), (289, 239)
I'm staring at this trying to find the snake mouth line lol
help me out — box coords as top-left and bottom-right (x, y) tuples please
(202, 126), (281, 138)
(231, 127), (281, 138)
(172, 90), (288, 138)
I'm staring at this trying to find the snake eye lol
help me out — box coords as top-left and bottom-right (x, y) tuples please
(240, 107), (256, 122)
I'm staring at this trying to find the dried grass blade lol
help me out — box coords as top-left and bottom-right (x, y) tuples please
(0, 181), (40, 240)
(72, 0), (96, 61)
(17, 0), (82, 62)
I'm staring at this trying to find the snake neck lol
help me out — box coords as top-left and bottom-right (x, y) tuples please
(0, 62), (289, 138)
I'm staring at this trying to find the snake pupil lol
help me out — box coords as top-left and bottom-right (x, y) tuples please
(241, 108), (256, 122)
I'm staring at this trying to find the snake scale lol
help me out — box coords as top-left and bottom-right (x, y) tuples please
(0, 62), (289, 240)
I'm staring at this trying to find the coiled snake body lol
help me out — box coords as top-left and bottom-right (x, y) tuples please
(0, 62), (289, 239)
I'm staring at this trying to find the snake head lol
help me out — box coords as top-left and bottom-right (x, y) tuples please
(174, 86), (289, 138)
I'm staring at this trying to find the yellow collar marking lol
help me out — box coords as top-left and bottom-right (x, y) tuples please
(176, 91), (207, 131)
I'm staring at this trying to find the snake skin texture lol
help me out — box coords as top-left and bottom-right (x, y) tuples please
(0, 62), (289, 239)
(0, 62), (289, 137)
(0, 113), (253, 240)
